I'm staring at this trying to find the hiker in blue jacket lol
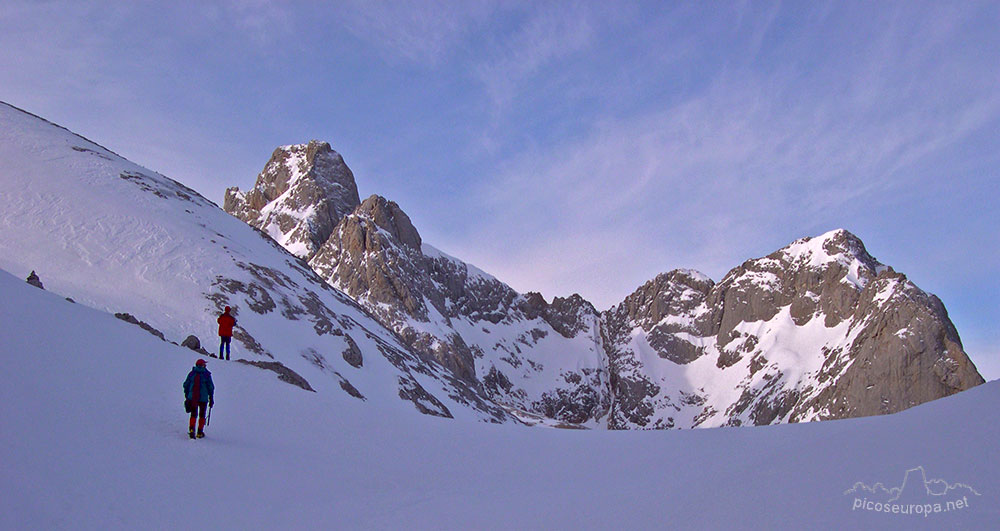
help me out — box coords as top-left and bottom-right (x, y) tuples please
(183, 359), (215, 439)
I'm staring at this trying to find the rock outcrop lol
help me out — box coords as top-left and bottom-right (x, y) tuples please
(181, 335), (212, 357)
(26, 270), (44, 289)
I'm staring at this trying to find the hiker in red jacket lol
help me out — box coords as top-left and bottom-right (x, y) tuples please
(217, 306), (236, 360)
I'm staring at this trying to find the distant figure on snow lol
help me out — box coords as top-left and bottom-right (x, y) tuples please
(183, 359), (215, 439)
(217, 306), (237, 360)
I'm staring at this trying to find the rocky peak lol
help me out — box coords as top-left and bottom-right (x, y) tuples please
(547, 294), (600, 339)
(224, 140), (361, 258)
(522, 292), (547, 315)
(601, 269), (718, 371)
(248, 141), (353, 206)
(770, 229), (883, 285)
(550, 293), (598, 318)
(710, 229), (889, 334)
(355, 195), (422, 251)
(310, 201), (426, 321)
(520, 292), (600, 339)
(616, 269), (714, 326)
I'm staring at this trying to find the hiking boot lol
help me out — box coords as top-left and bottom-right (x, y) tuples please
(189, 428), (196, 439)
(197, 430), (205, 439)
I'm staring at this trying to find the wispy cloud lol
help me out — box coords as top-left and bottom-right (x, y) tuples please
(331, 2), (622, 109)
(334, 0), (499, 65)
(460, 3), (1000, 309)
(214, 0), (295, 47)
(472, 3), (604, 110)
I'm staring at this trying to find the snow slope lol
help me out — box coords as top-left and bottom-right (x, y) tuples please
(1, 268), (997, 529)
(0, 101), (508, 423)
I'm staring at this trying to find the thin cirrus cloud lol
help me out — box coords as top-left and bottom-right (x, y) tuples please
(332, 1), (618, 109)
(472, 4), (605, 111)
(459, 6), (1000, 310)
(472, 83), (998, 309)
(334, 0), (499, 65)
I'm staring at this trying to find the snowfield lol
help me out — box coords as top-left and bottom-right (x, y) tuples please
(1, 269), (997, 529)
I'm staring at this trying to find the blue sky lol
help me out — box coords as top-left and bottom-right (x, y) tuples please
(2, 1), (998, 378)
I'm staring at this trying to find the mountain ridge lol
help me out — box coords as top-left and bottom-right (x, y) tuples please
(225, 139), (984, 429)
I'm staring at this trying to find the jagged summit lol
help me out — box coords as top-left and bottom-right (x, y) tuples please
(772, 228), (884, 284)
(224, 140), (361, 259)
(610, 269), (713, 331)
(355, 194), (422, 251)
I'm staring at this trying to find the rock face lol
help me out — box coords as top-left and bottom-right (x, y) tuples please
(224, 141), (360, 258)
(308, 194), (610, 426)
(600, 230), (984, 428)
(227, 141), (984, 429)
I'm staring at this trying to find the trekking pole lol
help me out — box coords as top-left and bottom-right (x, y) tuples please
(207, 405), (212, 427)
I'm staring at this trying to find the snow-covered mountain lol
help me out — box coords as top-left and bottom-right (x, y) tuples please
(2, 266), (998, 528)
(0, 102), (510, 424)
(602, 230), (984, 428)
(227, 140), (984, 429)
